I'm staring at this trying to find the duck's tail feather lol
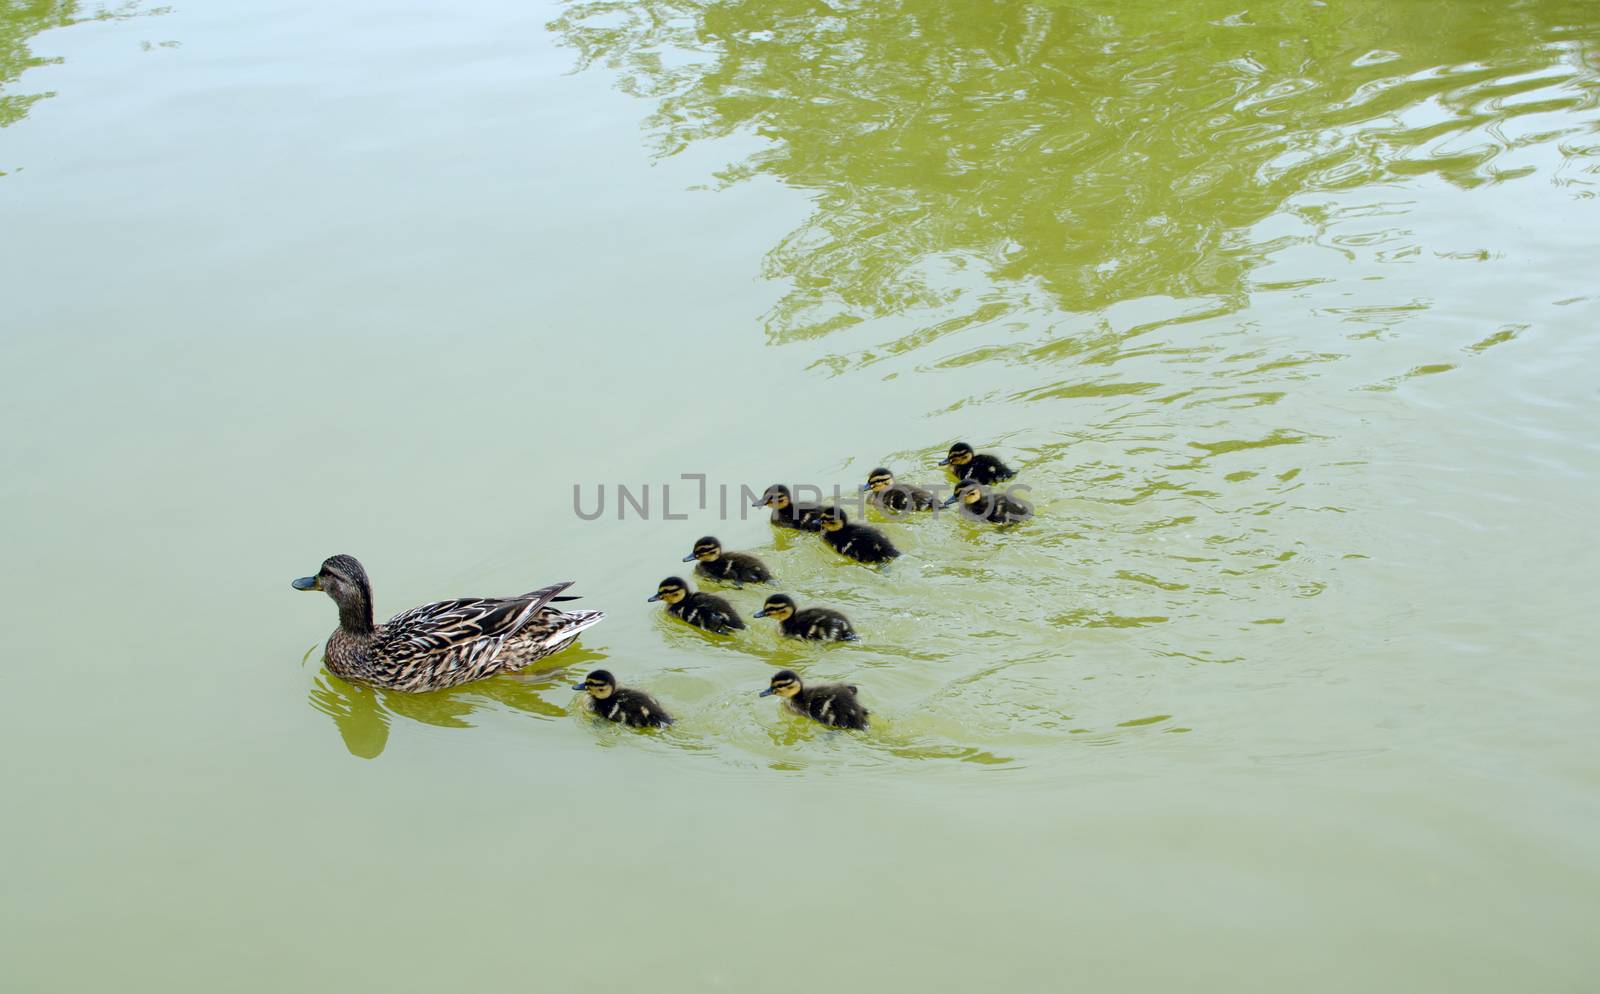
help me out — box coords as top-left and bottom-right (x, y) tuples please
(498, 582), (576, 642)
(540, 609), (606, 648)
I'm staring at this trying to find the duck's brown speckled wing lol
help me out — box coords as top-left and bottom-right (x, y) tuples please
(371, 582), (581, 690)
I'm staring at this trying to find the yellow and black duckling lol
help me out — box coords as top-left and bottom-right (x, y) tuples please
(754, 483), (825, 531)
(760, 669), (869, 730)
(939, 441), (1016, 485)
(572, 669), (674, 728)
(944, 478), (1034, 525)
(648, 575), (745, 635)
(754, 593), (858, 642)
(683, 535), (775, 587)
(818, 506), (901, 564)
(860, 466), (938, 513)
(291, 554), (603, 693)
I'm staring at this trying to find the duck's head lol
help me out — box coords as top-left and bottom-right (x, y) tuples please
(818, 507), (848, 532)
(943, 479), (987, 508)
(753, 594), (796, 621)
(648, 576), (690, 605)
(861, 467), (894, 493)
(572, 669), (616, 699)
(684, 536), (722, 563)
(755, 484), (792, 510)
(760, 669), (803, 698)
(939, 442), (975, 467)
(292, 554), (374, 633)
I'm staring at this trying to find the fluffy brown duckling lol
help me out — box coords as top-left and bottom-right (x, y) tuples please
(648, 575), (745, 635)
(860, 467), (938, 513)
(683, 535), (775, 587)
(572, 669), (674, 728)
(753, 593), (858, 642)
(818, 506), (901, 564)
(754, 484), (825, 531)
(760, 669), (869, 730)
(943, 478), (1033, 525)
(939, 441), (1016, 485)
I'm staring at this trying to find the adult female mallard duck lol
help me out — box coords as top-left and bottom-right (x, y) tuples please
(572, 669), (673, 728)
(943, 478), (1033, 525)
(817, 507), (901, 564)
(939, 442), (1016, 485)
(754, 484), (825, 531)
(860, 467), (938, 513)
(759, 669), (869, 730)
(291, 554), (602, 693)
(683, 535), (775, 587)
(648, 576), (745, 635)
(754, 593), (858, 642)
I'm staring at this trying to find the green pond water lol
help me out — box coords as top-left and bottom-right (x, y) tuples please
(3, 0), (1599, 989)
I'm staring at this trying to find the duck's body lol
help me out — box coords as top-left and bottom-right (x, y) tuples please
(761, 669), (869, 730)
(945, 480), (1033, 525)
(754, 594), (858, 642)
(293, 555), (602, 693)
(685, 536), (774, 587)
(755, 484), (825, 532)
(861, 467), (938, 514)
(940, 442), (1016, 485)
(574, 670), (673, 728)
(819, 507), (901, 565)
(650, 576), (745, 635)
(873, 483), (939, 513)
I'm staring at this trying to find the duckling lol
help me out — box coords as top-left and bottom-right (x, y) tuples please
(754, 483), (825, 531)
(817, 506), (901, 564)
(291, 554), (603, 693)
(754, 593), (858, 642)
(943, 478), (1033, 525)
(759, 669), (869, 730)
(572, 669), (674, 728)
(860, 466), (938, 513)
(939, 441), (1016, 485)
(647, 575), (745, 635)
(683, 535), (775, 587)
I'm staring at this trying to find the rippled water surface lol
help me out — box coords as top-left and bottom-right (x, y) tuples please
(3, 1), (1598, 990)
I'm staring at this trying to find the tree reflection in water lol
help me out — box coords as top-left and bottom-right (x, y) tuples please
(550, 0), (1600, 344)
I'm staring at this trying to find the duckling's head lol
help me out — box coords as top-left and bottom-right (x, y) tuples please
(939, 442), (975, 467)
(684, 536), (722, 563)
(756, 484), (792, 510)
(648, 576), (690, 605)
(818, 507), (848, 532)
(754, 594), (797, 621)
(943, 479), (987, 507)
(572, 669), (616, 699)
(292, 554), (374, 633)
(861, 467), (895, 493)
(760, 669), (803, 698)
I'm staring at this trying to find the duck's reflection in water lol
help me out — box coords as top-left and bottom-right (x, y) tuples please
(307, 644), (609, 759)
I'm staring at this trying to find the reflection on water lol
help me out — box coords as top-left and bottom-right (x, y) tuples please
(553, 0), (1599, 340)
(306, 644), (607, 759)
(0, 2), (169, 140)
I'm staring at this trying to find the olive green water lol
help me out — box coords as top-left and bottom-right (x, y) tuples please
(3, 0), (1599, 989)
